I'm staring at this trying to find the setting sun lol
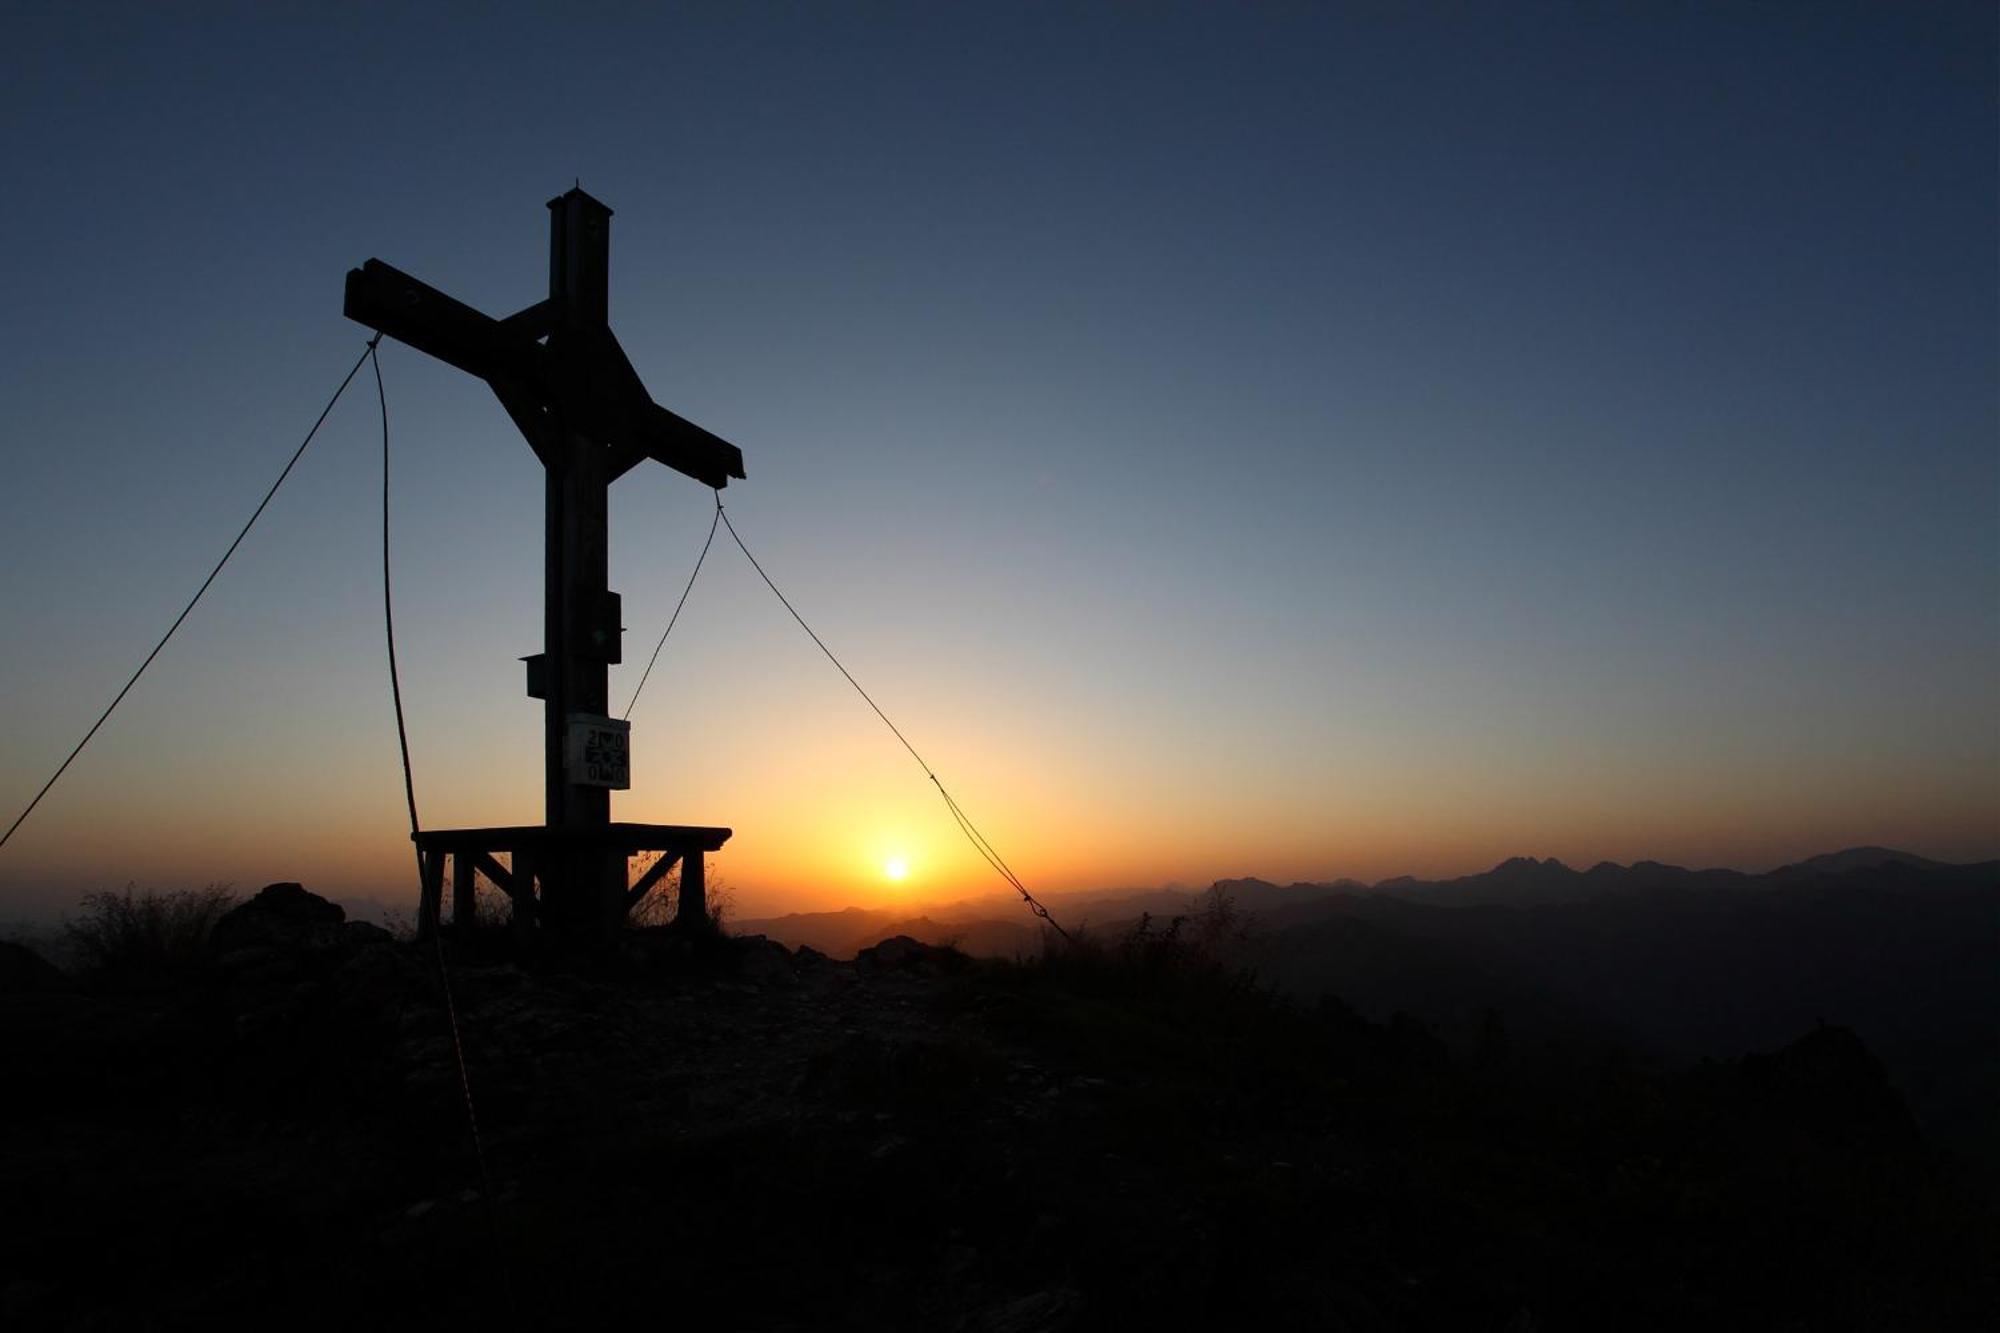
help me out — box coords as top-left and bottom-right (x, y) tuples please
(884, 856), (909, 882)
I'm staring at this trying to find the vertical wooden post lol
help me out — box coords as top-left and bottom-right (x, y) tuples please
(601, 852), (631, 944)
(676, 846), (707, 931)
(542, 438), (613, 832)
(452, 850), (476, 933)
(541, 189), (620, 934)
(510, 849), (536, 943)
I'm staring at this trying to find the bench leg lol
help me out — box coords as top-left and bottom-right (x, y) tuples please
(598, 849), (626, 944)
(452, 852), (477, 933)
(675, 849), (707, 930)
(418, 848), (445, 941)
(510, 850), (536, 940)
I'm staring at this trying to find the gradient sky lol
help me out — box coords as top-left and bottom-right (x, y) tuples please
(2, 3), (1994, 921)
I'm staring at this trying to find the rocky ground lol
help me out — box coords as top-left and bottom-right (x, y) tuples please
(1, 884), (1994, 1330)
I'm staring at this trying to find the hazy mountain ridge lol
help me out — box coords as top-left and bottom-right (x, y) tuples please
(740, 846), (1984, 955)
(731, 906), (1044, 961)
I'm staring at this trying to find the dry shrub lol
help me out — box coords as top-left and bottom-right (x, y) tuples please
(1035, 885), (1261, 1004)
(63, 884), (237, 984)
(626, 857), (734, 933)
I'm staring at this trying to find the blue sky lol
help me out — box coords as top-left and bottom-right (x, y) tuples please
(2, 3), (1993, 917)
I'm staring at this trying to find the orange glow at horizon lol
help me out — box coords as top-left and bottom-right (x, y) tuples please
(0, 533), (1994, 924)
(2, 730), (1995, 924)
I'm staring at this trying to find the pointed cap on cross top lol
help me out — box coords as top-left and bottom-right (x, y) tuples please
(547, 184), (614, 218)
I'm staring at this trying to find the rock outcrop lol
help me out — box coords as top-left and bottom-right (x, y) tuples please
(210, 882), (348, 955)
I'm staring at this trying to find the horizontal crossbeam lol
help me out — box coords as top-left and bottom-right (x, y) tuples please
(345, 260), (545, 388)
(344, 261), (747, 488)
(413, 822), (733, 857)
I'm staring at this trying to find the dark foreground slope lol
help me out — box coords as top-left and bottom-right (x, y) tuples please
(1253, 858), (2000, 1182)
(2, 889), (1994, 1331)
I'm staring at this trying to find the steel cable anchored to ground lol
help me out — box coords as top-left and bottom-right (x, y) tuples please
(369, 340), (512, 1302)
(712, 495), (1071, 942)
(0, 337), (382, 854)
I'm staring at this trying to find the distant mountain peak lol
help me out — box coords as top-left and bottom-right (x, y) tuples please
(1775, 846), (1943, 877)
(1212, 877), (1280, 895)
(1491, 856), (1573, 876)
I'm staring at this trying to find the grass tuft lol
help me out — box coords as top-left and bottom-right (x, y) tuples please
(63, 884), (236, 986)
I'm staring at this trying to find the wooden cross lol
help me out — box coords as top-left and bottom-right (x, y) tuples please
(344, 188), (743, 932)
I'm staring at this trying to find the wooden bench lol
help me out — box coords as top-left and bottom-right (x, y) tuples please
(412, 822), (732, 938)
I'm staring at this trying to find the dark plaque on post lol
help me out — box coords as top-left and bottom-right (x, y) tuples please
(568, 715), (631, 789)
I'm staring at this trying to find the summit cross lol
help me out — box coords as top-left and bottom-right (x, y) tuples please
(344, 188), (744, 936)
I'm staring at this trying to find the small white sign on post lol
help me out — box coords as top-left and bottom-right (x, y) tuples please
(566, 714), (631, 789)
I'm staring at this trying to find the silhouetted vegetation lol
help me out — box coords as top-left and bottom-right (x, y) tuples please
(61, 884), (235, 987)
(626, 864), (734, 934)
(1037, 886), (1256, 995)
